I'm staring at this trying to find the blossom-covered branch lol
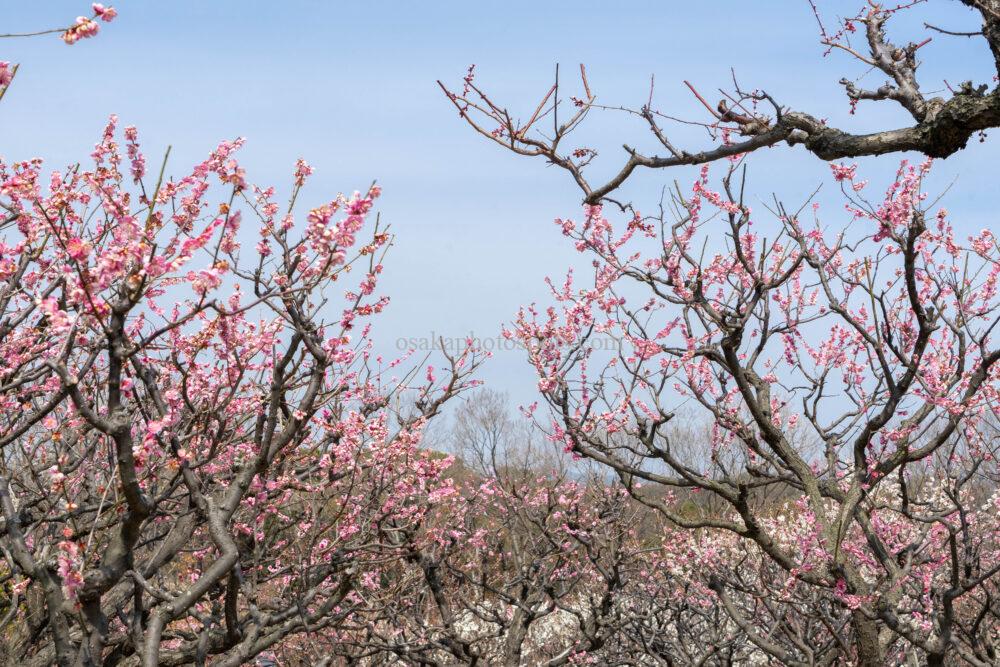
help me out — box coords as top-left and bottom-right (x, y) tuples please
(0, 4), (117, 104)
(504, 160), (1000, 664)
(0, 118), (486, 666)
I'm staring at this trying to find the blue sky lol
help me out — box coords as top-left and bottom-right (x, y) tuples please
(2, 1), (998, 406)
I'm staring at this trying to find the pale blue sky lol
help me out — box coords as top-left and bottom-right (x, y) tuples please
(2, 1), (998, 405)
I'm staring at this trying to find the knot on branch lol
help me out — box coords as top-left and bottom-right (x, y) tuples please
(717, 100), (771, 136)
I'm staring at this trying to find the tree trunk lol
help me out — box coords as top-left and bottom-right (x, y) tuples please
(852, 611), (883, 667)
